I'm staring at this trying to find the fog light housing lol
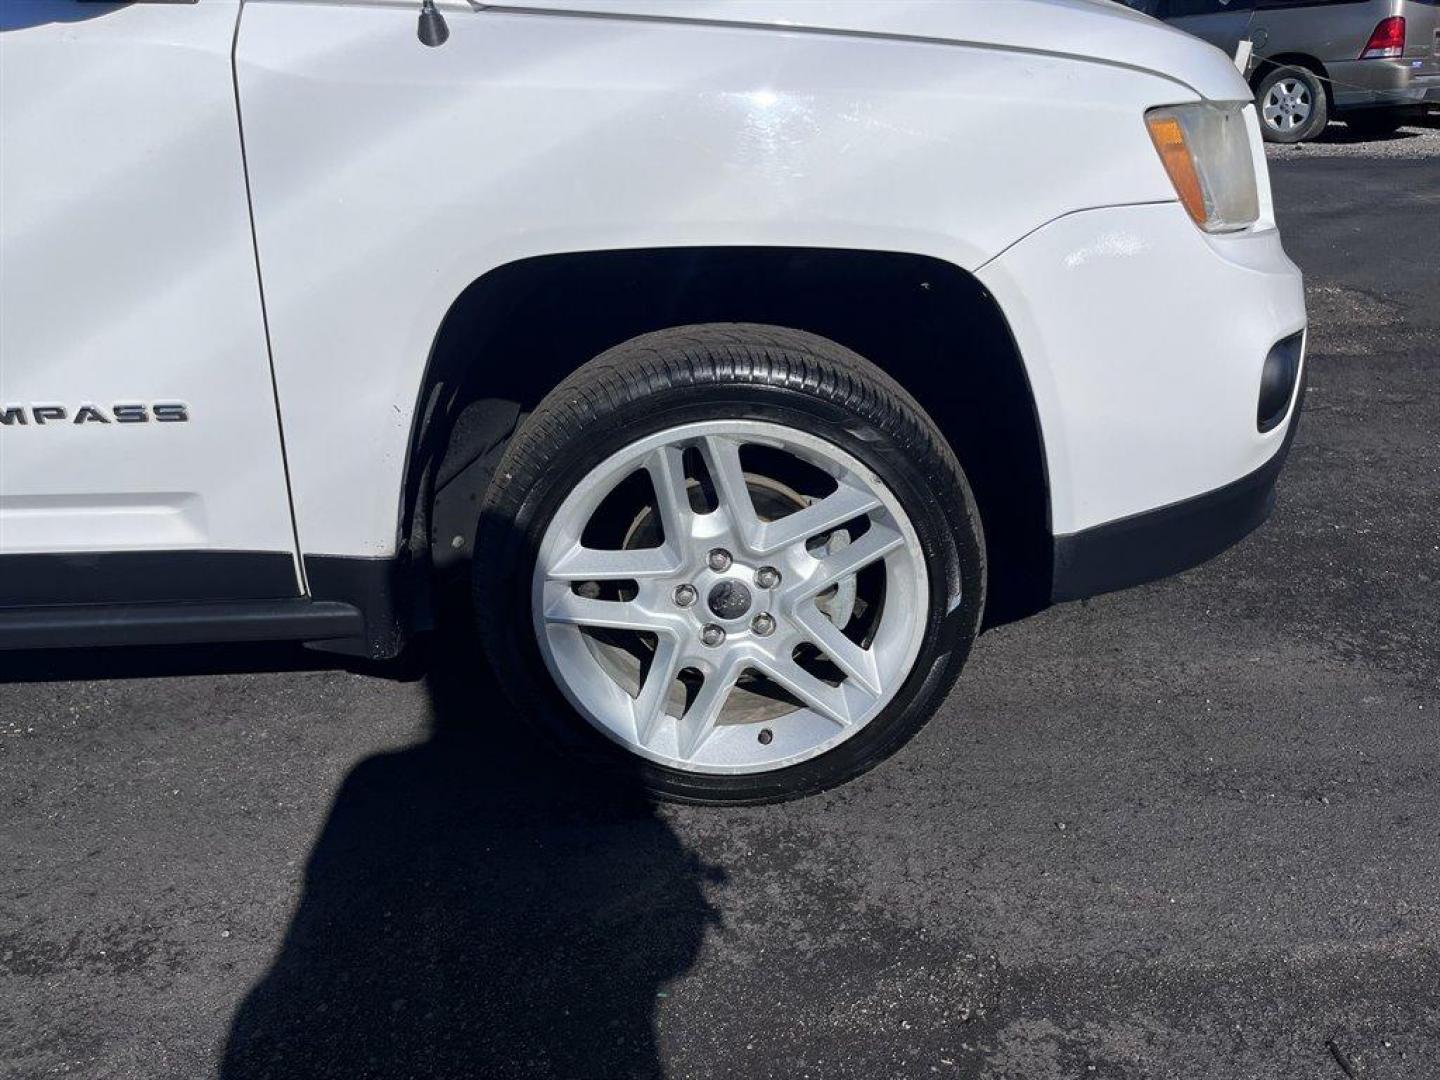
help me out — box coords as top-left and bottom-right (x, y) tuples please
(1259, 331), (1304, 432)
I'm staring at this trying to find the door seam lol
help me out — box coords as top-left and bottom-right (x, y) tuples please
(229, 0), (310, 595)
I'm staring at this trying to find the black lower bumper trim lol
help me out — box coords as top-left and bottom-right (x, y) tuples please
(0, 599), (363, 651)
(1051, 376), (1304, 604)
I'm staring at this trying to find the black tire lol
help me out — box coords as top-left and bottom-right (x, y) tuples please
(1343, 109), (1407, 139)
(1255, 65), (1329, 144)
(473, 324), (987, 805)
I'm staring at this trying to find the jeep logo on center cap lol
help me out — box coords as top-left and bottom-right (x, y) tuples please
(707, 580), (752, 621)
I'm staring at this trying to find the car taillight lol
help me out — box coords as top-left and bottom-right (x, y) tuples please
(1360, 16), (1406, 59)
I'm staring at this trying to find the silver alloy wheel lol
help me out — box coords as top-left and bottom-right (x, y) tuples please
(532, 420), (930, 775)
(1263, 78), (1313, 134)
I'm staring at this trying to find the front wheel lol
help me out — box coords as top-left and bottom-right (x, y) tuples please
(473, 325), (986, 804)
(1256, 65), (1329, 144)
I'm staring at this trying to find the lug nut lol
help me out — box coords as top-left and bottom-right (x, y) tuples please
(673, 584), (698, 608)
(707, 548), (733, 572)
(758, 728), (774, 746)
(701, 624), (726, 648)
(751, 613), (776, 637)
(755, 566), (781, 589)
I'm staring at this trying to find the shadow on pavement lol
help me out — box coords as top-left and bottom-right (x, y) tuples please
(1312, 123), (1419, 145)
(1311, 106), (1440, 143)
(218, 621), (722, 1080)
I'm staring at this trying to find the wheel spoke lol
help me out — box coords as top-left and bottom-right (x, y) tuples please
(632, 632), (683, 747)
(542, 588), (665, 633)
(676, 659), (741, 760)
(546, 542), (679, 581)
(793, 606), (882, 697)
(791, 522), (906, 601)
(754, 482), (881, 554)
(645, 445), (693, 548)
(752, 655), (852, 728)
(700, 435), (758, 541)
(532, 418), (931, 775)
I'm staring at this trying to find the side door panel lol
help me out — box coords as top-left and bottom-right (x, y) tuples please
(0, 0), (300, 601)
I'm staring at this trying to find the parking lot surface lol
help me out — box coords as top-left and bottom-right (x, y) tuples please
(3, 125), (1438, 1080)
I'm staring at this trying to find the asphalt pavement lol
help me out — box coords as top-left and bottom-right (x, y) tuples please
(3, 134), (1438, 1080)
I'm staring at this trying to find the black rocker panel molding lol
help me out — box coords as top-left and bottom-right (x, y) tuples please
(0, 550), (301, 608)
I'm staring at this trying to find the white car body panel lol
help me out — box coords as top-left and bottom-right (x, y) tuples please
(235, 0), (1249, 557)
(0, 0), (299, 572)
(0, 0), (1307, 646)
(978, 103), (1304, 533)
(492, 0), (1252, 100)
(977, 200), (1305, 534)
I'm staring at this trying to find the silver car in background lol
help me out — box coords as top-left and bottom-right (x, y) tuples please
(1122, 0), (1440, 141)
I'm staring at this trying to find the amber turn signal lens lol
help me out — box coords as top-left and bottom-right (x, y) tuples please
(1146, 114), (1208, 227)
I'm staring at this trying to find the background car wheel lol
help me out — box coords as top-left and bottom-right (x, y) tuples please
(1342, 109), (1407, 139)
(473, 324), (987, 804)
(1256, 65), (1328, 144)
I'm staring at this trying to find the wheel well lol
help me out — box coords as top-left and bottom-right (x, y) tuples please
(1252, 53), (1333, 105)
(408, 247), (1053, 629)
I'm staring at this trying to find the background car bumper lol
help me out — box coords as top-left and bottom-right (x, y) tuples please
(976, 200), (1307, 583)
(1329, 58), (1440, 109)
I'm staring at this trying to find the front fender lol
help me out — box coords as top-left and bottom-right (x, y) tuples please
(238, 1), (1194, 558)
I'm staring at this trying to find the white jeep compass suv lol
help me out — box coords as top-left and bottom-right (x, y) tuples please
(0, 0), (1307, 802)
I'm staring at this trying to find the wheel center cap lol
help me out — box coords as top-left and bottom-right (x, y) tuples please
(707, 580), (753, 621)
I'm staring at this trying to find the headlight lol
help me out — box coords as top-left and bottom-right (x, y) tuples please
(1145, 103), (1260, 234)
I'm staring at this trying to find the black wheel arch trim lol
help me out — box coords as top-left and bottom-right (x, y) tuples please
(408, 247), (1053, 631)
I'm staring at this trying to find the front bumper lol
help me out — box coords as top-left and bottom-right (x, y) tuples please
(1328, 58), (1440, 110)
(975, 199), (1307, 600)
(1051, 368), (1304, 602)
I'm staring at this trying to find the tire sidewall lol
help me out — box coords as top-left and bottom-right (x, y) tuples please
(477, 379), (984, 804)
